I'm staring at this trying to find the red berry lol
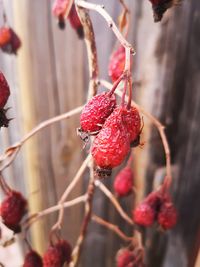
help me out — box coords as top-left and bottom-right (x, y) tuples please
(0, 27), (11, 47)
(116, 248), (134, 267)
(158, 200), (177, 229)
(133, 202), (155, 227)
(108, 46), (125, 83)
(0, 71), (10, 108)
(80, 92), (116, 133)
(52, 0), (70, 17)
(0, 190), (27, 232)
(23, 250), (43, 267)
(114, 167), (133, 197)
(92, 107), (130, 172)
(1, 27), (21, 54)
(68, 4), (84, 38)
(121, 106), (141, 143)
(43, 239), (72, 267)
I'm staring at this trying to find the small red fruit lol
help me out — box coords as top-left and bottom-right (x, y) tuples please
(0, 71), (10, 108)
(133, 202), (155, 227)
(92, 107), (130, 174)
(80, 92), (116, 134)
(114, 167), (133, 197)
(0, 27), (11, 47)
(158, 199), (177, 229)
(68, 4), (84, 38)
(43, 239), (72, 267)
(0, 190), (27, 232)
(116, 248), (134, 267)
(1, 27), (21, 54)
(23, 250), (43, 267)
(52, 0), (70, 17)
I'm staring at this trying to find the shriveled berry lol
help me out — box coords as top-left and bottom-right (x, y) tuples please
(80, 92), (116, 134)
(158, 200), (177, 229)
(108, 46), (125, 83)
(68, 4), (84, 38)
(133, 202), (155, 226)
(23, 250), (43, 267)
(114, 167), (133, 197)
(116, 248), (134, 267)
(92, 107), (130, 173)
(0, 71), (10, 108)
(52, 0), (70, 17)
(43, 239), (72, 267)
(0, 27), (11, 47)
(0, 190), (27, 232)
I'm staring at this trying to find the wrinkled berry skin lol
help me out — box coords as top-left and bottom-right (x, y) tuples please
(43, 239), (72, 267)
(0, 191), (27, 232)
(121, 107), (141, 143)
(0, 27), (11, 47)
(80, 92), (116, 133)
(158, 200), (177, 229)
(114, 167), (133, 197)
(133, 202), (155, 226)
(116, 248), (134, 267)
(52, 0), (70, 17)
(23, 250), (43, 267)
(0, 71), (10, 108)
(108, 46), (125, 82)
(68, 4), (84, 38)
(92, 107), (130, 170)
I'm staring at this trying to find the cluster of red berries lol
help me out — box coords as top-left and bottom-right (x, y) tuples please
(0, 26), (21, 54)
(0, 71), (11, 128)
(23, 239), (72, 267)
(79, 88), (141, 176)
(116, 247), (144, 267)
(148, 0), (173, 22)
(52, 1), (84, 38)
(0, 190), (27, 233)
(133, 189), (177, 230)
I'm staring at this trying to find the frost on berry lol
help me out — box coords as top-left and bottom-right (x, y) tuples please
(23, 250), (43, 267)
(116, 248), (134, 267)
(0, 27), (11, 47)
(0, 190), (27, 232)
(43, 239), (72, 267)
(68, 4), (84, 39)
(148, 0), (173, 22)
(114, 167), (133, 197)
(91, 106), (130, 176)
(158, 198), (177, 229)
(133, 202), (155, 227)
(80, 92), (116, 134)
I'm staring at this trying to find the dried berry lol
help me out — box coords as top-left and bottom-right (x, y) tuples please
(114, 166), (133, 197)
(158, 199), (177, 229)
(43, 239), (72, 267)
(0, 27), (21, 54)
(23, 250), (43, 267)
(0, 190), (27, 232)
(52, 0), (70, 17)
(80, 92), (116, 134)
(133, 202), (155, 227)
(108, 46), (125, 83)
(0, 71), (10, 109)
(68, 4), (84, 38)
(92, 107), (130, 175)
(116, 248), (134, 267)
(0, 27), (11, 47)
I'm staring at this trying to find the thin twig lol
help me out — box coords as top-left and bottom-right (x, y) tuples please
(94, 180), (133, 225)
(99, 79), (172, 188)
(0, 106), (83, 172)
(92, 214), (133, 242)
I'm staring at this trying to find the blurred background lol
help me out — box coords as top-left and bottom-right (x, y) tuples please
(0, 0), (200, 266)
